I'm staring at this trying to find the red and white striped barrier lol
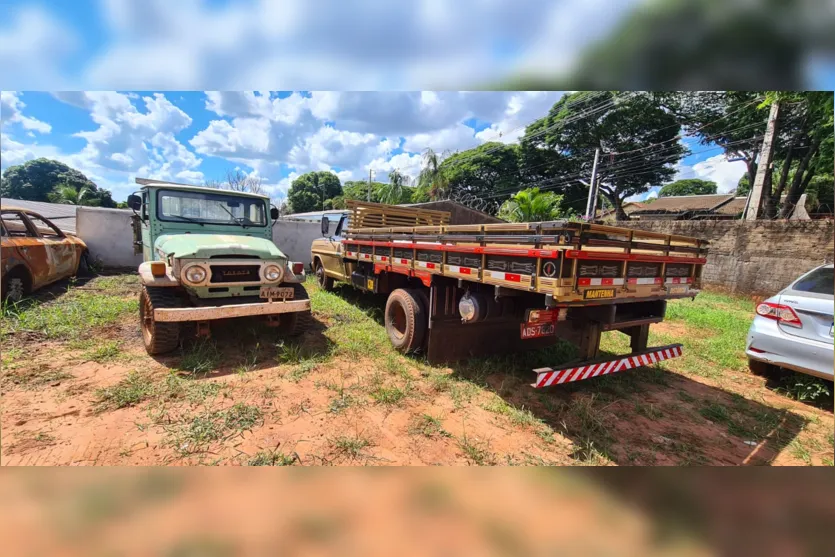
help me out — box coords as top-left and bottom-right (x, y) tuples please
(487, 270), (524, 282)
(577, 277), (625, 286)
(665, 277), (692, 284)
(628, 277), (663, 285)
(532, 344), (682, 388)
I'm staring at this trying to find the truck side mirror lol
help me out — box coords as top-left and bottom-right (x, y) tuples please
(270, 207), (279, 220)
(127, 194), (142, 211)
(320, 215), (330, 236)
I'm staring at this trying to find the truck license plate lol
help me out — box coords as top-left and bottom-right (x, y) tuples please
(668, 285), (689, 295)
(583, 288), (615, 300)
(260, 286), (294, 299)
(521, 322), (556, 340)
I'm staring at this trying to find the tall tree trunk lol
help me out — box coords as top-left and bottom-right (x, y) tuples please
(762, 171), (776, 218)
(745, 158), (758, 192)
(747, 101), (781, 220)
(602, 190), (627, 221)
(779, 132), (823, 218)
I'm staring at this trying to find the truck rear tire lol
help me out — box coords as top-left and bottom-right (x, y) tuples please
(314, 260), (335, 291)
(140, 286), (182, 355)
(278, 283), (312, 337)
(385, 288), (427, 354)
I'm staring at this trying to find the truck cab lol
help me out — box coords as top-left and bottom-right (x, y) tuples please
(128, 178), (311, 355)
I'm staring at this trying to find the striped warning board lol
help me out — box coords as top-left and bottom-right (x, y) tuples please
(532, 344), (682, 388)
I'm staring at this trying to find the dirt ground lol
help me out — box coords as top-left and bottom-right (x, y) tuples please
(1, 274), (832, 466)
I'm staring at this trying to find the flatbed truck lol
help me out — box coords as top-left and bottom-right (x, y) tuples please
(311, 201), (708, 387)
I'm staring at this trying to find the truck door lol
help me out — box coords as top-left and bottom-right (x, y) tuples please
(317, 215), (348, 280)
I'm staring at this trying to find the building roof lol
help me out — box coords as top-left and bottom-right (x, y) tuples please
(630, 194), (735, 216)
(714, 197), (749, 216)
(1, 198), (78, 233)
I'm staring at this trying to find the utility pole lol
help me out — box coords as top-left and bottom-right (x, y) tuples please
(589, 176), (602, 222)
(584, 148), (601, 220)
(746, 101), (780, 221)
(367, 168), (374, 202)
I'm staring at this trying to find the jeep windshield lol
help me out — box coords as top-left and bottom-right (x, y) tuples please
(157, 189), (267, 227)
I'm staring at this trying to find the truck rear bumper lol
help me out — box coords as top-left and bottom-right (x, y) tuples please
(154, 299), (311, 322)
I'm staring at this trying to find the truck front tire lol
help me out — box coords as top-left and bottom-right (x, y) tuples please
(140, 286), (182, 355)
(385, 288), (427, 354)
(277, 283), (312, 337)
(314, 260), (335, 291)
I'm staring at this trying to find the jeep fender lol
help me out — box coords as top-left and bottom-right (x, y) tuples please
(138, 261), (179, 287)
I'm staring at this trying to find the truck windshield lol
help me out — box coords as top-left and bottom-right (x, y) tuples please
(157, 189), (267, 227)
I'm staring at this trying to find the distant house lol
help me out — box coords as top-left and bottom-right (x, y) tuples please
(596, 201), (647, 223)
(628, 194), (741, 221)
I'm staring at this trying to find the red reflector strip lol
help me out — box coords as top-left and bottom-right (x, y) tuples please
(345, 251), (356, 257)
(532, 345), (682, 388)
(361, 253), (372, 260)
(577, 278), (625, 286)
(665, 277), (692, 284)
(416, 261), (438, 270)
(628, 277), (663, 285)
(375, 255), (388, 262)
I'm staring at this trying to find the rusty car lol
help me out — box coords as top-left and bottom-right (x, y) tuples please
(1, 206), (89, 302)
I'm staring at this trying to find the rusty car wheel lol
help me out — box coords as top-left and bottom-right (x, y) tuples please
(384, 288), (426, 354)
(2, 268), (29, 303)
(139, 286), (182, 355)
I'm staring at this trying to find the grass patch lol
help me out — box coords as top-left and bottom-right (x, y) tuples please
(776, 374), (833, 405)
(331, 433), (373, 462)
(458, 433), (496, 465)
(84, 340), (123, 363)
(409, 414), (451, 439)
(247, 449), (298, 466)
(2, 290), (137, 340)
(95, 371), (156, 411)
(3, 364), (72, 389)
(165, 403), (263, 457)
(369, 384), (407, 406)
(177, 339), (220, 375)
(481, 397), (539, 429)
(789, 438), (813, 465)
(634, 401), (663, 421)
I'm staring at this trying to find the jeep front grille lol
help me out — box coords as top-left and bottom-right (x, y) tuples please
(209, 265), (260, 283)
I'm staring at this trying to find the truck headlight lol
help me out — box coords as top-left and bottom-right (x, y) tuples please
(264, 264), (283, 282)
(183, 265), (207, 284)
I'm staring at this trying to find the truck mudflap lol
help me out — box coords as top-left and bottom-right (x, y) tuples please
(532, 343), (683, 388)
(154, 299), (311, 322)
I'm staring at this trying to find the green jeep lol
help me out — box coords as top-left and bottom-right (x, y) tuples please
(127, 178), (311, 355)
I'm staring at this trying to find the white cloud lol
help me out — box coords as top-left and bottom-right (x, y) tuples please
(0, 7), (78, 89)
(675, 154), (748, 193)
(475, 91), (564, 144)
(0, 92), (52, 133)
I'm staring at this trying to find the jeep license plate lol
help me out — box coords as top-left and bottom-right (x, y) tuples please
(521, 322), (556, 340)
(260, 286), (295, 300)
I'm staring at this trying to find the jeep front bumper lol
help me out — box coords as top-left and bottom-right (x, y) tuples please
(154, 299), (311, 322)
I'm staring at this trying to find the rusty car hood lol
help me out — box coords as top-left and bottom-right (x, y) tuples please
(154, 233), (286, 260)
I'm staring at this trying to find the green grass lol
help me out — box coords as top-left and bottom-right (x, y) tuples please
(331, 433), (373, 461)
(409, 414), (451, 439)
(247, 449), (297, 466)
(177, 339), (220, 375)
(95, 371), (156, 411)
(84, 340), (123, 363)
(1, 290), (137, 340)
(776, 374), (833, 404)
(368, 384), (407, 405)
(458, 433), (496, 465)
(481, 397), (540, 429)
(165, 403), (263, 457)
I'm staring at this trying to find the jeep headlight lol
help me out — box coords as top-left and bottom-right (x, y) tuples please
(264, 264), (283, 282)
(183, 265), (207, 284)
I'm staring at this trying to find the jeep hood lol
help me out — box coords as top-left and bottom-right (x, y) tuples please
(155, 234), (285, 260)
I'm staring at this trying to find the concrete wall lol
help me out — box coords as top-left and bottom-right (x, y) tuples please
(76, 207), (143, 269)
(273, 218), (334, 269)
(617, 219), (835, 295)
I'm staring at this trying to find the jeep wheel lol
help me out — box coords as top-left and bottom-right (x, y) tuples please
(277, 283), (312, 337)
(314, 260), (335, 291)
(140, 286), (182, 355)
(384, 288), (427, 354)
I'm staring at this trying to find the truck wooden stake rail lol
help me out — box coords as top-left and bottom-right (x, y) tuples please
(311, 201), (708, 387)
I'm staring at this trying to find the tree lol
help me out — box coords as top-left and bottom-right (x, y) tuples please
(416, 148), (449, 201)
(343, 180), (387, 203)
(1, 158), (116, 207)
(523, 91), (684, 220)
(735, 173), (751, 197)
(286, 171), (342, 213)
(379, 170), (410, 204)
(205, 169), (264, 195)
(439, 142), (521, 214)
(497, 188), (571, 223)
(48, 184), (93, 205)
(658, 179), (717, 197)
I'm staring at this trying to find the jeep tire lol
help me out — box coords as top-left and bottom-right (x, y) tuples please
(140, 286), (182, 355)
(277, 283), (312, 337)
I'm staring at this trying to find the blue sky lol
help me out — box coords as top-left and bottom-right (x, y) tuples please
(1, 90), (750, 203)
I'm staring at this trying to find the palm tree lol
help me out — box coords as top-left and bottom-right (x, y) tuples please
(49, 184), (93, 205)
(418, 148), (449, 200)
(380, 170), (410, 204)
(497, 188), (569, 222)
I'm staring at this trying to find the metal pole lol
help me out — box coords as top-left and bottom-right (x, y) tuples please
(368, 168), (372, 202)
(584, 148), (601, 219)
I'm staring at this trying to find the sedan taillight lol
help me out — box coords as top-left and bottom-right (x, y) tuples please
(756, 302), (802, 328)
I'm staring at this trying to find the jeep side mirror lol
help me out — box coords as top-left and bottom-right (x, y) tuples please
(127, 194), (142, 211)
(270, 207), (279, 220)
(320, 215), (330, 236)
